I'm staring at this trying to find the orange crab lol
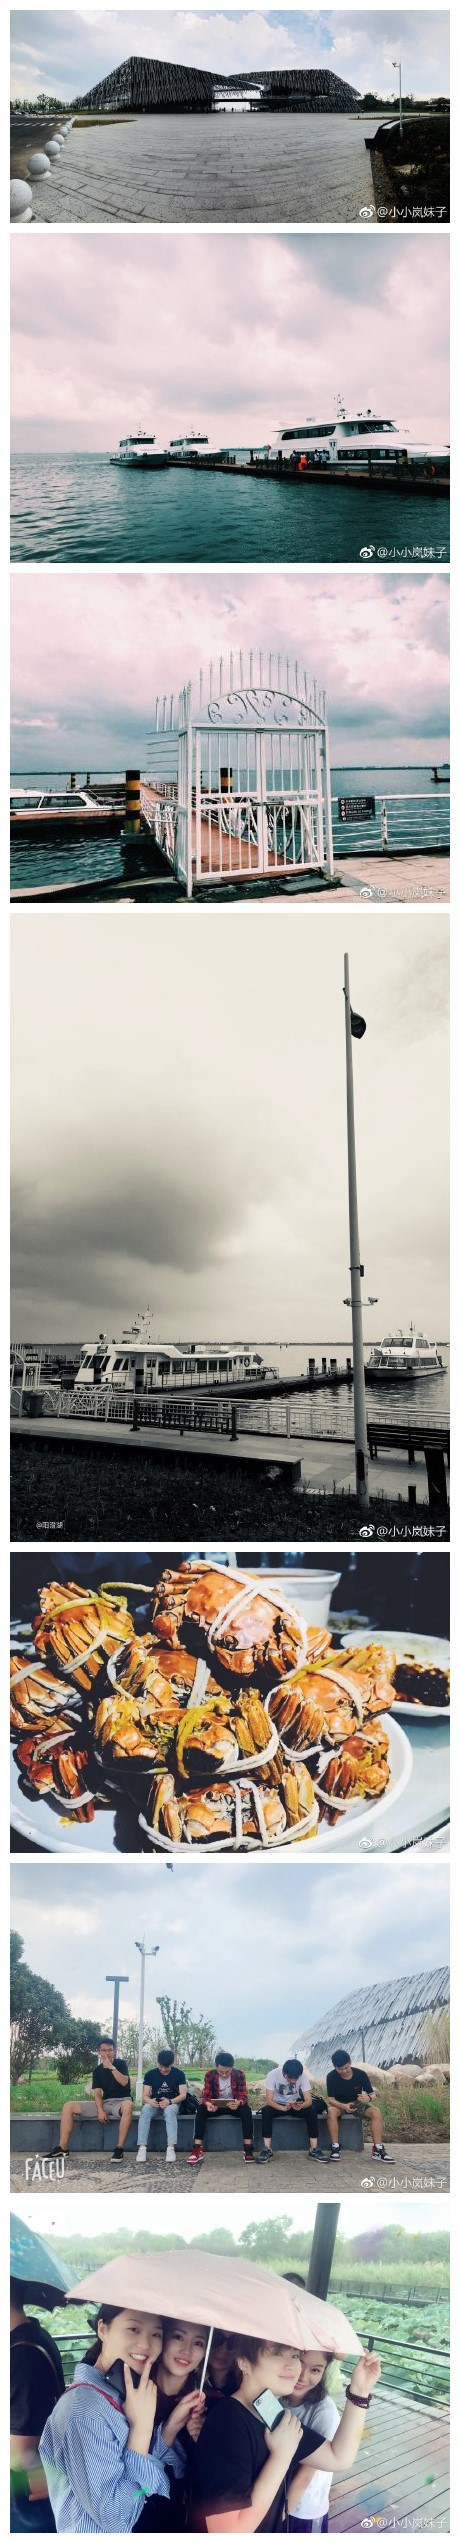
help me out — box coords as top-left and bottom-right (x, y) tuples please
(150, 1561), (320, 1686)
(269, 1664), (363, 1751)
(34, 1580), (132, 1691)
(319, 1724), (390, 1818)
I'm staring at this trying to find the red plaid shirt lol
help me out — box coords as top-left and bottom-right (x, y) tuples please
(202, 2066), (248, 2103)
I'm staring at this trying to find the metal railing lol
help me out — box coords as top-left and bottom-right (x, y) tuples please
(332, 792), (450, 856)
(41, 2328), (449, 2413)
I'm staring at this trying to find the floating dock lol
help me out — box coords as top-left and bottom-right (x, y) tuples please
(159, 452), (449, 494)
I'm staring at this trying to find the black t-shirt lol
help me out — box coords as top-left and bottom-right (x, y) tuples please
(326, 2065), (371, 2104)
(92, 2058), (131, 2097)
(11, 2320), (65, 2439)
(191, 2395), (317, 2533)
(143, 2066), (186, 2102)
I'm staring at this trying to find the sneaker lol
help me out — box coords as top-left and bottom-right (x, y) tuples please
(136, 2144), (147, 2164)
(165, 2146), (176, 2164)
(243, 2148), (254, 2162)
(329, 2145), (340, 2161)
(186, 2149), (204, 2166)
(111, 2147), (124, 2164)
(308, 2145), (322, 2159)
(372, 2144), (387, 2162)
(255, 2146), (273, 2163)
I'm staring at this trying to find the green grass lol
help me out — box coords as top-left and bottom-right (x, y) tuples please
(11, 2060), (286, 2109)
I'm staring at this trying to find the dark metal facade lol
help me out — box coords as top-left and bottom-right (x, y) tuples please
(73, 56), (359, 113)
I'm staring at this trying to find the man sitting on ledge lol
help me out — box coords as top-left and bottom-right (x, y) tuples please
(326, 2049), (387, 2162)
(256, 2056), (327, 2162)
(136, 2045), (197, 2167)
(187, 2051), (254, 2164)
(59, 2034), (133, 2166)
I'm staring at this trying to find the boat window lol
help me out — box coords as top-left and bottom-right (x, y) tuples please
(208, 1358), (218, 1371)
(11, 794), (42, 812)
(280, 425), (334, 443)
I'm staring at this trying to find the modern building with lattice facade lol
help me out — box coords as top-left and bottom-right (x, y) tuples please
(72, 58), (359, 114)
(292, 1968), (450, 2071)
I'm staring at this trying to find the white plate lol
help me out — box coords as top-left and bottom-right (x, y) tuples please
(342, 1628), (450, 1722)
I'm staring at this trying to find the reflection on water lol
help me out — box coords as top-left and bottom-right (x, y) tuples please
(11, 455), (450, 567)
(274, 1342), (450, 1432)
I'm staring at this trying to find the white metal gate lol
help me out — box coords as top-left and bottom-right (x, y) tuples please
(176, 652), (333, 896)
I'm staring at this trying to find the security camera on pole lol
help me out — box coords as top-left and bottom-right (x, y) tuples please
(343, 953), (369, 1512)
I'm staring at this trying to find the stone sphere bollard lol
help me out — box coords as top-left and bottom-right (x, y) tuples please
(46, 139), (61, 159)
(11, 178), (33, 221)
(28, 151), (52, 178)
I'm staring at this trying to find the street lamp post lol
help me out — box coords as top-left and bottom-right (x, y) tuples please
(135, 1939), (160, 2107)
(343, 954), (369, 1512)
(105, 1974), (129, 2053)
(392, 58), (403, 137)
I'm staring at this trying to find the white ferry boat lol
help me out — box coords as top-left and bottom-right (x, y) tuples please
(75, 1313), (276, 1393)
(110, 431), (213, 469)
(270, 404), (449, 476)
(110, 432), (169, 469)
(365, 1326), (445, 1384)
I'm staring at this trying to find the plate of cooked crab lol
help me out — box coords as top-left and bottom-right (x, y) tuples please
(341, 1628), (450, 1722)
(10, 1562), (413, 1854)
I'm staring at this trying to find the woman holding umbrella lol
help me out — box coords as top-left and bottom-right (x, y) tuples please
(45, 2249), (377, 2536)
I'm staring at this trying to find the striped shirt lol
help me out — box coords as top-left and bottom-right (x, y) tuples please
(39, 2360), (181, 2533)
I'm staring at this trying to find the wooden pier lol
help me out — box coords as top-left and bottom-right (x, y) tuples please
(330, 2386), (449, 2532)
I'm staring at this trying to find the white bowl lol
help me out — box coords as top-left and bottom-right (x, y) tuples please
(261, 1568), (341, 1629)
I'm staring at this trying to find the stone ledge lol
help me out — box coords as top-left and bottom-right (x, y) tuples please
(11, 2108), (364, 2154)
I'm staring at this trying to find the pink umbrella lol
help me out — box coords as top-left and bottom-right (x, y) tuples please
(65, 2247), (362, 2369)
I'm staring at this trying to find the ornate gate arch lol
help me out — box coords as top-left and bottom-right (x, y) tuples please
(177, 650), (333, 896)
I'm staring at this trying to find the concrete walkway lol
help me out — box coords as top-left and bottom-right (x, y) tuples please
(10, 2140), (449, 2196)
(19, 112), (377, 225)
(336, 852), (450, 904)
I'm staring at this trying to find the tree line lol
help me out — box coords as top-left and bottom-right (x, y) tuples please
(11, 1935), (220, 2085)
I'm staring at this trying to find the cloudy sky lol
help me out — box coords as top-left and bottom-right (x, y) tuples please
(11, 1855), (449, 2055)
(10, 230), (449, 453)
(10, 11), (450, 104)
(11, 907), (449, 1340)
(10, 571), (450, 772)
(13, 2190), (448, 2243)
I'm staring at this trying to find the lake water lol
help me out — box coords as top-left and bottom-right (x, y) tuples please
(262, 1339), (450, 1435)
(14, 111), (378, 226)
(11, 767), (442, 898)
(12, 1333), (449, 1434)
(10, 455), (450, 567)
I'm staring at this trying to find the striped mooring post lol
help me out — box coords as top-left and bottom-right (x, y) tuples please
(125, 768), (141, 834)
